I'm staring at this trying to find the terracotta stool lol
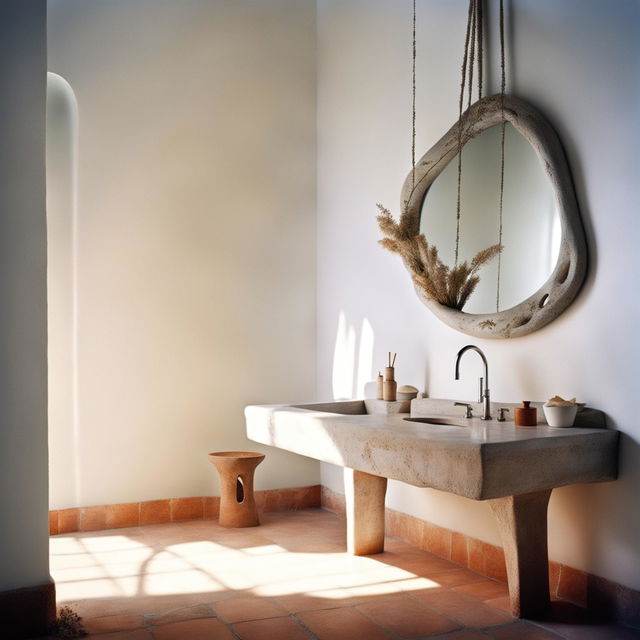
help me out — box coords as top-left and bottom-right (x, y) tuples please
(208, 451), (265, 527)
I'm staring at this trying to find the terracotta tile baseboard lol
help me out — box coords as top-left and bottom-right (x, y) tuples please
(320, 485), (640, 629)
(49, 485), (321, 536)
(0, 581), (56, 639)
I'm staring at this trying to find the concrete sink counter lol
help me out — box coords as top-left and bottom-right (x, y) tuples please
(245, 398), (618, 617)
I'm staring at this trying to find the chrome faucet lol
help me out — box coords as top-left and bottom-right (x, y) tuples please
(454, 402), (474, 418)
(454, 345), (491, 420)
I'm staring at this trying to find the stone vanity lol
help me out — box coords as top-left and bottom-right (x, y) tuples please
(244, 398), (618, 617)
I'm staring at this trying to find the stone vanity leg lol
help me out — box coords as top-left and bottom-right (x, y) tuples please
(489, 489), (552, 618)
(344, 468), (388, 555)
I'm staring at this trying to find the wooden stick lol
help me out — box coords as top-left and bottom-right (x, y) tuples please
(392, 353), (397, 368)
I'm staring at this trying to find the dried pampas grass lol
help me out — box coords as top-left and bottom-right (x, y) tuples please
(377, 204), (502, 311)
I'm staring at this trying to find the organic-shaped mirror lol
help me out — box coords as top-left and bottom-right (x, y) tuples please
(420, 120), (560, 315)
(398, 93), (586, 338)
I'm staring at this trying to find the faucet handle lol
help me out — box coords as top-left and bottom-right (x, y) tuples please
(478, 377), (484, 404)
(454, 402), (474, 419)
(497, 407), (510, 422)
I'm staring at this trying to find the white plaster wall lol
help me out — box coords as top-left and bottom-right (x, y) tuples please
(0, 0), (49, 591)
(47, 0), (318, 509)
(317, 0), (640, 591)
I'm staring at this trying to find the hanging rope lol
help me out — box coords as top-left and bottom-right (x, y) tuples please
(454, 0), (475, 266)
(454, 0), (485, 266)
(411, 0), (417, 190)
(495, 0), (506, 312)
(467, 0), (476, 111)
(477, 0), (483, 99)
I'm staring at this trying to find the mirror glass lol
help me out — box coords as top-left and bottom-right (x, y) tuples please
(420, 122), (561, 314)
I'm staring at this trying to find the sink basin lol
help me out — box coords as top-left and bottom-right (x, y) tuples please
(293, 399), (410, 417)
(292, 400), (368, 415)
(404, 416), (468, 428)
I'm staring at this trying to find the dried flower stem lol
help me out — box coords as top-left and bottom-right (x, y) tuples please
(377, 204), (502, 311)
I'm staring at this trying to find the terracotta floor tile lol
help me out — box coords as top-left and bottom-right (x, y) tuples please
(213, 596), (287, 623)
(153, 618), (235, 640)
(450, 601), (513, 628)
(214, 532), (274, 550)
(527, 620), (640, 640)
(296, 607), (394, 640)
(412, 587), (512, 627)
(491, 621), (567, 639)
(429, 631), (493, 640)
(333, 564), (416, 589)
(146, 604), (215, 625)
(84, 615), (144, 634)
(485, 595), (511, 613)
(154, 574), (226, 598)
(272, 591), (353, 613)
(395, 576), (448, 595)
(341, 581), (420, 601)
(357, 594), (461, 637)
(425, 568), (487, 588)
(454, 579), (510, 600)
(68, 593), (212, 619)
(581, 627), (640, 640)
(382, 551), (457, 576)
(336, 570), (422, 599)
(274, 538), (346, 554)
(86, 631), (152, 640)
(233, 616), (313, 640)
(255, 573), (351, 597)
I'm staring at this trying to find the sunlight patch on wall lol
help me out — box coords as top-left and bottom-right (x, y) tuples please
(356, 318), (374, 398)
(332, 312), (356, 400)
(332, 313), (375, 400)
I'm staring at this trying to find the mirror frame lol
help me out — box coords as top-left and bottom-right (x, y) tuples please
(399, 94), (587, 338)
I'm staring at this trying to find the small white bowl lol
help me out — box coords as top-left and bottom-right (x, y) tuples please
(543, 404), (578, 428)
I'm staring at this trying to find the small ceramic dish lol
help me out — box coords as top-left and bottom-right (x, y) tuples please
(397, 385), (419, 402)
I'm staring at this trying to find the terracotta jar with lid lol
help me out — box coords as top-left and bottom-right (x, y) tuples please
(514, 401), (537, 427)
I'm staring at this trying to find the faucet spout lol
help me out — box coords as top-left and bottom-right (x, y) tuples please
(454, 345), (491, 420)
